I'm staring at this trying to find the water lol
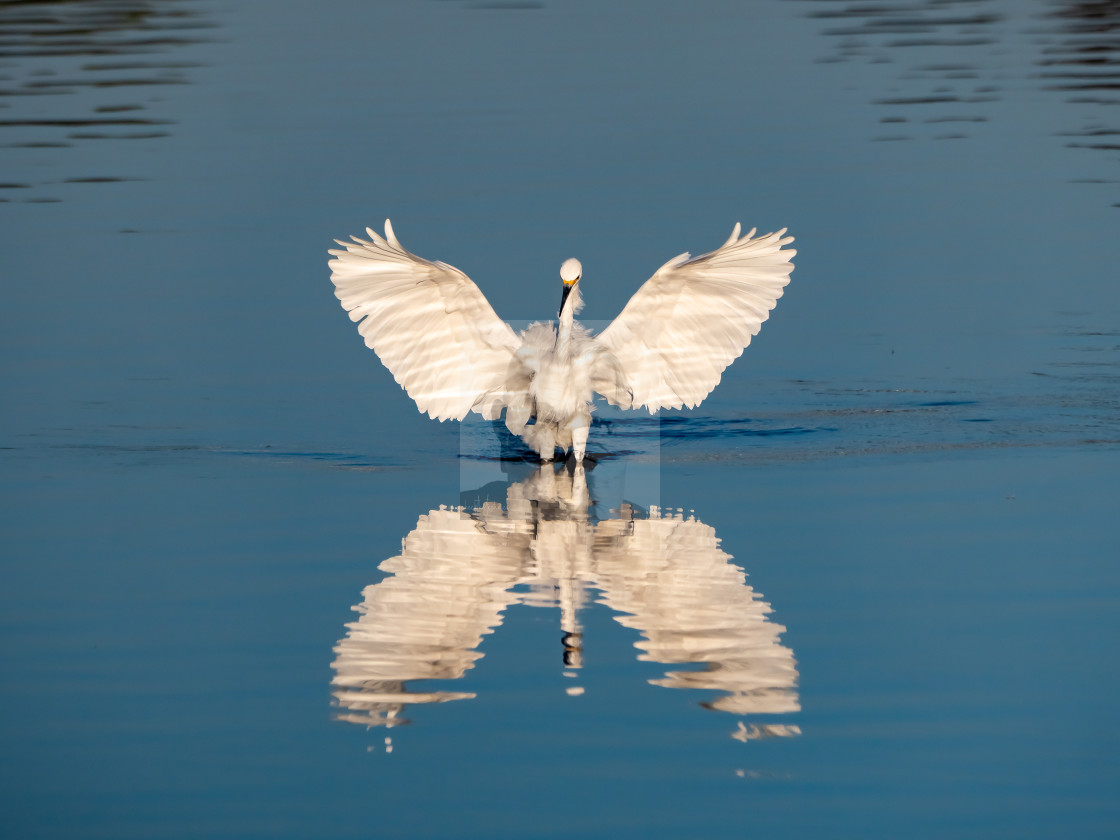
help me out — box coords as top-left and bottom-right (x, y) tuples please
(1, 0), (1118, 837)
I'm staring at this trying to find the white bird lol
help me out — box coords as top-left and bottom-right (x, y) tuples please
(329, 220), (795, 461)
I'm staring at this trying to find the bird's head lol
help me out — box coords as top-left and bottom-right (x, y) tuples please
(560, 258), (582, 286)
(559, 258), (582, 317)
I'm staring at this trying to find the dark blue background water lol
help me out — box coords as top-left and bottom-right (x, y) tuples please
(2, 1), (1117, 837)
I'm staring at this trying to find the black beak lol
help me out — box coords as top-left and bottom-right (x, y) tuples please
(559, 283), (572, 319)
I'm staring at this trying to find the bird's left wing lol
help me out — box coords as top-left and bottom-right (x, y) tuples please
(329, 220), (521, 421)
(596, 224), (795, 412)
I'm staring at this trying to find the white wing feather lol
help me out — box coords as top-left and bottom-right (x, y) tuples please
(329, 220), (520, 421)
(597, 224), (795, 412)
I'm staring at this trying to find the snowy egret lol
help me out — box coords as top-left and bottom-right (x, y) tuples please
(329, 220), (795, 461)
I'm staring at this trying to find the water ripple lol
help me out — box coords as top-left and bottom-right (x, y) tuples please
(794, 0), (1120, 204)
(0, 0), (215, 201)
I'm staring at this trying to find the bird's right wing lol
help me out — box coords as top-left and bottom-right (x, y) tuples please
(329, 220), (521, 421)
(596, 225), (795, 412)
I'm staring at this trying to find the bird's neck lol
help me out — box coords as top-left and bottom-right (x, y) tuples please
(557, 284), (581, 351)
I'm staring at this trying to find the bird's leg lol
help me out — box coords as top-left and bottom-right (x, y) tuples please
(569, 417), (589, 463)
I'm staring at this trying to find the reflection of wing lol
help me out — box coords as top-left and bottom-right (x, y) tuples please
(597, 225), (795, 412)
(330, 508), (526, 727)
(595, 509), (799, 717)
(329, 220), (521, 421)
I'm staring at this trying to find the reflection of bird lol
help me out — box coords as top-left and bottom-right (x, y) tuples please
(330, 464), (799, 738)
(329, 221), (795, 461)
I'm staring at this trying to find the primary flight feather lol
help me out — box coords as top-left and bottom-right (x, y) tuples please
(329, 220), (795, 461)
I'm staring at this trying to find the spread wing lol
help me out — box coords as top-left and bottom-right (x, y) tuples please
(329, 220), (521, 421)
(596, 224), (795, 412)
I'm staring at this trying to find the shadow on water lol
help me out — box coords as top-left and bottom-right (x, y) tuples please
(792, 0), (1120, 204)
(453, 355), (1119, 467)
(329, 462), (800, 751)
(22, 352), (1117, 472)
(0, 0), (215, 202)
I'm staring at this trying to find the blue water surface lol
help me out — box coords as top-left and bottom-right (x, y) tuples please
(1, 1), (1118, 837)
